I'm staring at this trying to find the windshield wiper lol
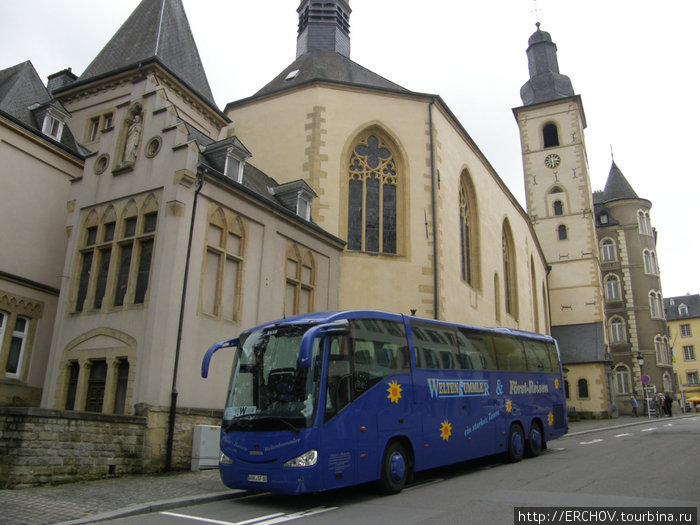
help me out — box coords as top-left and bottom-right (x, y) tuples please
(222, 414), (300, 434)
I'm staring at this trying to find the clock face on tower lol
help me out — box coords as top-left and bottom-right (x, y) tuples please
(544, 153), (561, 169)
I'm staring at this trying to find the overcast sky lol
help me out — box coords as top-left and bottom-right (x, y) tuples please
(2, 0), (699, 299)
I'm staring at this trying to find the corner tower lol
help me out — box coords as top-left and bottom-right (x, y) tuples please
(514, 24), (613, 417)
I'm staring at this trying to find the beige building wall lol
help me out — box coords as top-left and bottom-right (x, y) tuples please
(226, 85), (549, 332)
(0, 116), (82, 404)
(41, 68), (342, 417)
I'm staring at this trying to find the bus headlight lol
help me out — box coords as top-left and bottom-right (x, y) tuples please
(284, 450), (318, 468)
(219, 452), (233, 465)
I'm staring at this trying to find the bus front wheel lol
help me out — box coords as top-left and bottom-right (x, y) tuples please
(378, 441), (409, 494)
(507, 424), (525, 462)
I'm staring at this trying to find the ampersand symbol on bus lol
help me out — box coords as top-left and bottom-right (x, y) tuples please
(496, 380), (503, 396)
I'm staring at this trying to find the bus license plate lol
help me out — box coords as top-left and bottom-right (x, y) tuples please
(248, 474), (268, 483)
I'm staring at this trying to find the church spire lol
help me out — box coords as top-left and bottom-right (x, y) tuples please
(78, 0), (214, 105)
(296, 0), (351, 58)
(519, 23), (575, 105)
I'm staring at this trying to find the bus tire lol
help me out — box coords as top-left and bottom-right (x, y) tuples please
(378, 441), (409, 494)
(525, 421), (543, 458)
(507, 423), (525, 462)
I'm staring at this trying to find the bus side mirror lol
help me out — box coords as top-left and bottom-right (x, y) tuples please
(201, 337), (239, 378)
(298, 320), (350, 369)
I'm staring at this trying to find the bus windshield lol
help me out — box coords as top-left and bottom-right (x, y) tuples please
(223, 325), (320, 433)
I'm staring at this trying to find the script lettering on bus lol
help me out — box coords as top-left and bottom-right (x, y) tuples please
(508, 380), (549, 395)
(427, 379), (490, 399)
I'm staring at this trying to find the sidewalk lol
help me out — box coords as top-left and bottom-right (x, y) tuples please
(1, 413), (696, 525)
(0, 469), (243, 525)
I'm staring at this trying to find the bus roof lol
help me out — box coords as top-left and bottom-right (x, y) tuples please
(241, 310), (556, 343)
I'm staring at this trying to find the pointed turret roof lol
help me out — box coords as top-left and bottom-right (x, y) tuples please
(520, 24), (575, 105)
(594, 161), (640, 204)
(78, 0), (215, 105)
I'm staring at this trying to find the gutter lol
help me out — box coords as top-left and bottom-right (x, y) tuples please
(165, 169), (204, 471)
(429, 99), (439, 320)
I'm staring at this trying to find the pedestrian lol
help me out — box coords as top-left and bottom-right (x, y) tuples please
(630, 396), (638, 417)
(655, 394), (663, 417)
(664, 393), (673, 417)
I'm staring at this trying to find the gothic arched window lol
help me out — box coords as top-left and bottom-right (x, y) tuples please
(502, 220), (518, 319)
(459, 170), (480, 288)
(347, 134), (397, 254)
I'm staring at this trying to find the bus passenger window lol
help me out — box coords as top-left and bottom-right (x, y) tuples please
(457, 329), (497, 370)
(522, 339), (554, 372)
(492, 334), (528, 372)
(346, 319), (410, 401)
(410, 320), (461, 369)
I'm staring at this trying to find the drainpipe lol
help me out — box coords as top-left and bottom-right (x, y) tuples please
(165, 168), (204, 471)
(428, 99), (439, 320)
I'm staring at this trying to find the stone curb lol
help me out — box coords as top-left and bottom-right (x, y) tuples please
(566, 413), (698, 438)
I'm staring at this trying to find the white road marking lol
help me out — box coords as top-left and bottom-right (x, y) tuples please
(161, 507), (337, 525)
(579, 439), (603, 445)
(614, 433), (632, 438)
(160, 511), (284, 525)
(641, 427), (657, 432)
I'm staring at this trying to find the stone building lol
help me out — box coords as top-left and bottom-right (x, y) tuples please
(0, 0), (671, 486)
(514, 26), (670, 417)
(664, 294), (700, 411)
(594, 163), (671, 415)
(0, 62), (83, 407)
(514, 25), (611, 417)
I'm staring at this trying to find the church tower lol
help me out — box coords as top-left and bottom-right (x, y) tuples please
(296, 0), (351, 58)
(514, 25), (613, 416)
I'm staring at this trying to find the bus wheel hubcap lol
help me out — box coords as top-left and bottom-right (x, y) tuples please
(390, 452), (406, 482)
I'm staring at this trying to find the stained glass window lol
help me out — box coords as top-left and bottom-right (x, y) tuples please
(347, 135), (397, 254)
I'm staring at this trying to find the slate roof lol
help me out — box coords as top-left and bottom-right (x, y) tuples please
(665, 294), (700, 321)
(551, 322), (607, 365)
(520, 25), (575, 106)
(593, 161), (640, 204)
(0, 61), (81, 155)
(250, 50), (410, 100)
(78, 0), (215, 106)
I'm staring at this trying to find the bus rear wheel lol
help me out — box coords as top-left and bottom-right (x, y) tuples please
(378, 441), (409, 494)
(507, 424), (525, 462)
(525, 422), (543, 457)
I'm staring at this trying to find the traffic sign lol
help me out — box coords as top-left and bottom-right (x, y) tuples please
(641, 375), (650, 384)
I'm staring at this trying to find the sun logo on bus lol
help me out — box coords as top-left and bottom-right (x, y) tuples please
(440, 420), (452, 441)
(505, 400), (513, 413)
(554, 378), (560, 390)
(547, 412), (554, 426)
(387, 380), (402, 404)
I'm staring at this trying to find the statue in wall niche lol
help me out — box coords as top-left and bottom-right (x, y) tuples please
(122, 111), (143, 165)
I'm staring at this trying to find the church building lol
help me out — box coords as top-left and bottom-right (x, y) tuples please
(0, 0), (667, 485)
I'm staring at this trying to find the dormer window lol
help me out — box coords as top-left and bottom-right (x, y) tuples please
(679, 304), (689, 316)
(37, 102), (70, 141)
(599, 211), (609, 225)
(42, 113), (64, 141)
(271, 180), (317, 221)
(297, 194), (311, 220)
(224, 153), (243, 183)
(203, 137), (252, 184)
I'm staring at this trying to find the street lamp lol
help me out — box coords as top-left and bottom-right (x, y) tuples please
(637, 352), (651, 418)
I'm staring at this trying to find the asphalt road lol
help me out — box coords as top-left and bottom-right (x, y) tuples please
(101, 416), (700, 525)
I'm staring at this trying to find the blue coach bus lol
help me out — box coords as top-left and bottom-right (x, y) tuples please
(201, 310), (567, 495)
